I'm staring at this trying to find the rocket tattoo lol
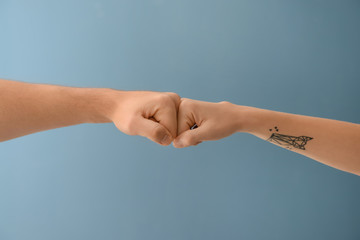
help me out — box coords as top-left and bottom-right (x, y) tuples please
(268, 126), (313, 150)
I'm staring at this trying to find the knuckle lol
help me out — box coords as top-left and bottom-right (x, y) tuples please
(219, 100), (231, 106)
(179, 98), (192, 108)
(157, 94), (172, 105)
(166, 92), (181, 102)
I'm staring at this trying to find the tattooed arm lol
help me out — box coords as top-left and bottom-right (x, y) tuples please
(174, 98), (360, 176)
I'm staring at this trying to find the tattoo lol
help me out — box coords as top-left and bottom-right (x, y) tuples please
(267, 127), (313, 150)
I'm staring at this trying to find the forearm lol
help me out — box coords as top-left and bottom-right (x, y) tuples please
(236, 105), (360, 175)
(0, 79), (115, 141)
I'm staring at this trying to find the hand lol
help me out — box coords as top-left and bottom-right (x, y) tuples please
(173, 98), (242, 148)
(110, 90), (180, 146)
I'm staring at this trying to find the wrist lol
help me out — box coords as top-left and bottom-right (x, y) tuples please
(76, 88), (121, 124)
(232, 104), (261, 133)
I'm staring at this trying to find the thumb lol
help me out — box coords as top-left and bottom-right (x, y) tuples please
(136, 117), (173, 146)
(173, 126), (207, 148)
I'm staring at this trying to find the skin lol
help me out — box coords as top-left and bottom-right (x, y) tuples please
(0, 79), (180, 145)
(173, 98), (360, 176)
(1, 79), (359, 175)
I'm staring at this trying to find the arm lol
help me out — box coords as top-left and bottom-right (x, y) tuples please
(0, 79), (179, 145)
(174, 98), (360, 176)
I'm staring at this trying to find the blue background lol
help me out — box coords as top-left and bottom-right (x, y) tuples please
(1, 0), (360, 239)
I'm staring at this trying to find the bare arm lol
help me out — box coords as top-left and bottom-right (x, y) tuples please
(174, 98), (360, 176)
(0, 79), (179, 145)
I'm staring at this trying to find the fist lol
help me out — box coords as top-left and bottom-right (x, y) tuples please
(111, 91), (180, 145)
(173, 98), (241, 148)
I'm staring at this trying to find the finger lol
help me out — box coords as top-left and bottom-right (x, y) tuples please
(154, 101), (178, 139)
(177, 98), (196, 136)
(164, 92), (181, 110)
(173, 124), (210, 148)
(135, 117), (173, 145)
